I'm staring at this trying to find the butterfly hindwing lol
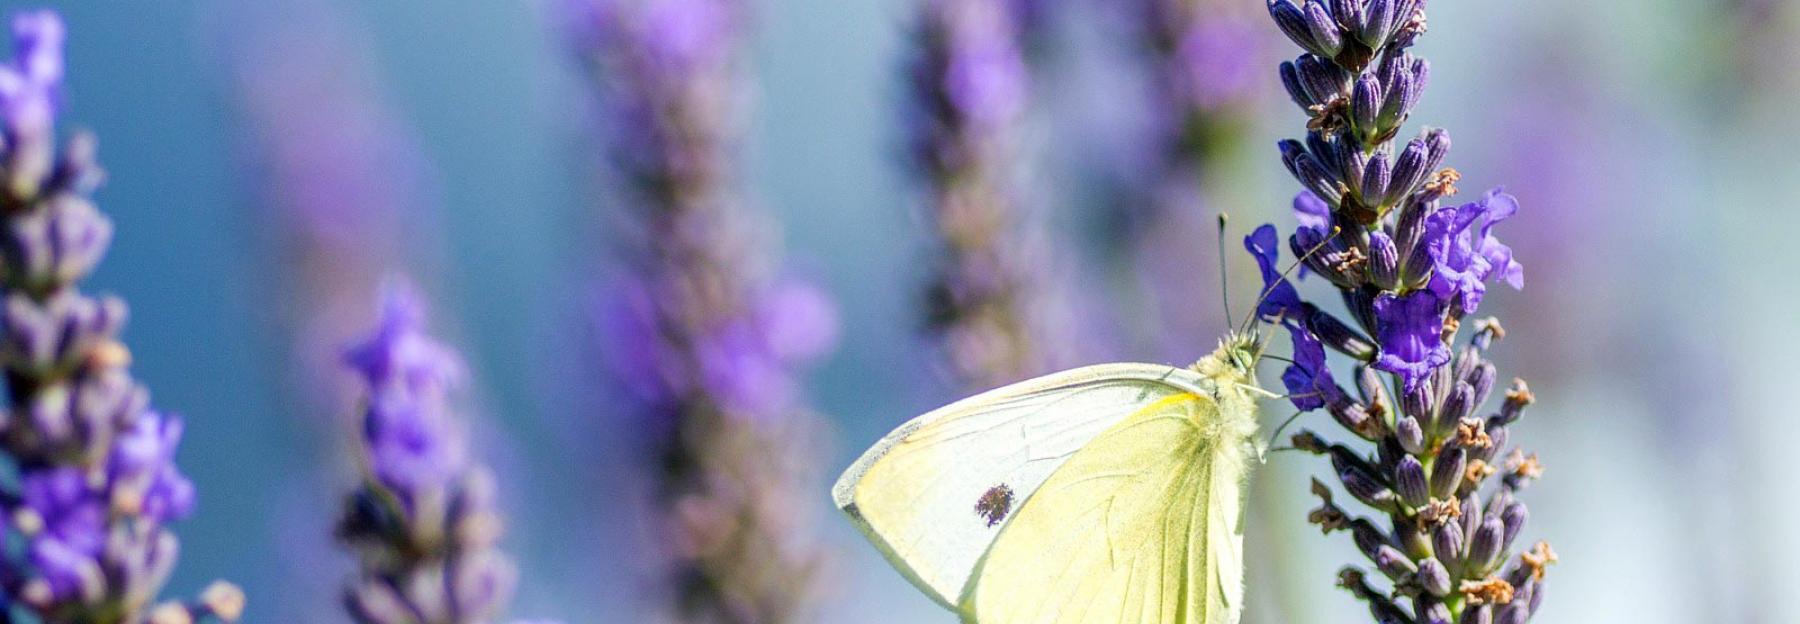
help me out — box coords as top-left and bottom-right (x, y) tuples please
(832, 364), (1219, 611)
(961, 391), (1250, 624)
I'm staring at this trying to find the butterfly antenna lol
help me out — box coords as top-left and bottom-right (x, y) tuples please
(1235, 226), (1342, 335)
(1216, 213), (1233, 324)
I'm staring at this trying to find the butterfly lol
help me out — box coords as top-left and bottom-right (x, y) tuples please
(832, 333), (1272, 624)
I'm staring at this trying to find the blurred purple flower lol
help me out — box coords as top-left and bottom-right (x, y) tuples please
(565, 0), (838, 618)
(0, 12), (239, 622)
(337, 282), (528, 624)
(911, 0), (1075, 389)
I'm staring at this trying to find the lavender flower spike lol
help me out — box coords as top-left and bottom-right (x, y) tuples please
(564, 0), (838, 620)
(912, 0), (1069, 389)
(337, 283), (543, 624)
(0, 11), (241, 623)
(1257, 0), (1553, 621)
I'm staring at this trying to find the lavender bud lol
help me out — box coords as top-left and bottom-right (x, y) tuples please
(1439, 381), (1475, 432)
(1467, 361), (1497, 409)
(1430, 448), (1465, 500)
(1357, 365), (1387, 406)
(1270, 0), (1327, 57)
(1374, 546), (1417, 580)
(1386, 135), (1431, 204)
(1418, 601), (1453, 624)
(1367, 231), (1399, 289)
(1495, 604), (1528, 624)
(1407, 58), (1431, 110)
(1400, 379), (1432, 426)
(1395, 415), (1425, 455)
(1394, 455), (1429, 507)
(1328, 400), (1374, 439)
(1360, 0), (1396, 46)
(1279, 139), (1308, 176)
(1485, 487), (1513, 517)
(1296, 54), (1349, 104)
(1422, 127), (1452, 173)
(1294, 153), (1342, 204)
(1460, 605), (1493, 624)
(1332, 0), (1365, 32)
(1351, 74), (1381, 136)
(1302, 1), (1344, 56)
(1341, 464), (1399, 512)
(1310, 309), (1377, 360)
(1345, 520), (1385, 558)
(1498, 379), (1533, 424)
(1467, 518), (1505, 573)
(1484, 424), (1509, 462)
(1415, 558), (1452, 596)
(1378, 58), (1419, 127)
(1361, 150), (1391, 205)
(1431, 519), (1464, 572)
(1280, 61), (1315, 108)
(1343, 144), (1369, 194)
(1307, 131), (1341, 175)
(1460, 492), (1483, 536)
(1501, 501), (1527, 552)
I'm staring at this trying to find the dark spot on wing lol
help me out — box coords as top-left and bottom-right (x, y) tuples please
(974, 484), (1015, 527)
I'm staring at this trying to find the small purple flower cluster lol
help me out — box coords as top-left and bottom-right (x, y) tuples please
(0, 12), (241, 623)
(1256, 1), (1553, 621)
(910, 0), (1066, 390)
(336, 284), (521, 624)
(564, 0), (838, 620)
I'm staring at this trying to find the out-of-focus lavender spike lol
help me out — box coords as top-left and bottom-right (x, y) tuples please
(910, 0), (1075, 390)
(336, 283), (548, 624)
(561, 0), (838, 620)
(0, 11), (240, 622)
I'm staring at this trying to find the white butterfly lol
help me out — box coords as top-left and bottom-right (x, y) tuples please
(834, 335), (1268, 624)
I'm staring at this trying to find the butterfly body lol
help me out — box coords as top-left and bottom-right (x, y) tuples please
(835, 335), (1263, 624)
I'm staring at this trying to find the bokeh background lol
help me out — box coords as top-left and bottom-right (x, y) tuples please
(6, 0), (1794, 621)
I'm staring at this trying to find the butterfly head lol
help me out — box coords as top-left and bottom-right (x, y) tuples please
(1194, 330), (1261, 387)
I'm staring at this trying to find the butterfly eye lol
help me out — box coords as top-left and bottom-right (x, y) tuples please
(974, 485), (1015, 528)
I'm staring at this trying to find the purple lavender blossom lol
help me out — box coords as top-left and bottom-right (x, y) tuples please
(911, 0), (1073, 390)
(0, 12), (242, 623)
(1259, 0), (1553, 620)
(337, 283), (526, 624)
(563, 0), (838, 620)
(225, 3), (455, 618)
(1246, 223), (1303, 322)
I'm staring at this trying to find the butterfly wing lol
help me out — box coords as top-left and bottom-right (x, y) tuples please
(961, 391), (1252, 624)
(832, 363), (1216, 611)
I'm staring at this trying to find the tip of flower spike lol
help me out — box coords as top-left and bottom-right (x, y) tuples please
(342, 277), (465, 388)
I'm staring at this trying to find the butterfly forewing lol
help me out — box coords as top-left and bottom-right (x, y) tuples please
(832, 364), (1217, 610)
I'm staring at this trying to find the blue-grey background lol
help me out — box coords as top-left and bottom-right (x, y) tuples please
(7, 0), (1792, 621)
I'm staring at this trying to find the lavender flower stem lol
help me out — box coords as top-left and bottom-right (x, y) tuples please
(563, 0), (839, 621)
(1254, 0), (1553, 621)
(0, 11), (240, 623)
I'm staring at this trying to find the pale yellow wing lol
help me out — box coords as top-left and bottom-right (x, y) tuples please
(833, 364), (1216, 610)
(962, 392), (1252, 624)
